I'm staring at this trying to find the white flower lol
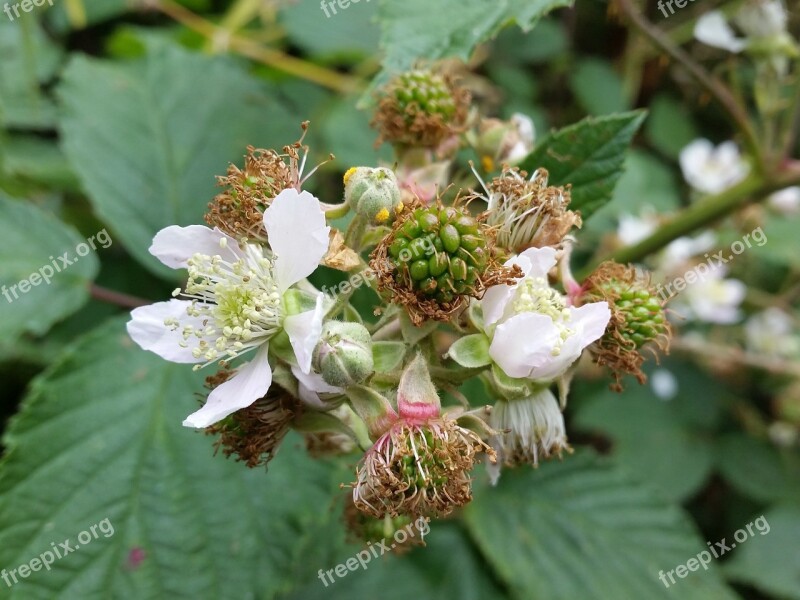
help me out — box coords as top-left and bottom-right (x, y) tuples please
(694, 2), (797, 74)
(674, 264), (746, 324)
(617, 210), (715, 273)
(617, 211), (658, 246)
(505, 113), (536, 165)
(679, 139), (749, 194)
(735, 0), (788, 40)
(127, 189), (331, 428)
(768, 186), (800, 215)
(695, 11), (748, 53)
(480, 247), (610, 382)
(745, 308), (799, 357)
(651, 369), (678, 400)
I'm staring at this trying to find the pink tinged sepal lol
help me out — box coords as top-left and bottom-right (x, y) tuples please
(345, 385), (398, 439)
(182, 346), (273, 429)
(397, 354), (441, 422)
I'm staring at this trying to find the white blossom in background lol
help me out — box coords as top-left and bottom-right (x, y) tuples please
(694, 1), (798, 74)
(745, 308), (800, 358)
(127, 189), (330, 429)
(679, 139), (749, 194)
(672, 264), (746, 324)
(617, 209), (716, 273)
(651, 369), (679, 400)
(768, 186), (800, 215)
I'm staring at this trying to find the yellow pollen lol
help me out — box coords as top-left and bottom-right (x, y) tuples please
(375, 208), (390, 223)
(343, 167), (358, 186)
(481, 155), (495, 173)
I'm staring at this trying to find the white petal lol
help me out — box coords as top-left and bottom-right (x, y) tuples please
(517, 246), (558, 280)
(679, 138), (713, 188)
(292, 366), (342, 409)
(695, 12), (747, 53)
(567, 302), (612, 348)
(263, 189), (330, 291)
(149, 225), (241, 269)
(284, 293), (325, 374)
(489, 313), (561, 379)
(182, 346), (272, 428)
(482, 284), (518, 328)
(127, 300), (208, 364)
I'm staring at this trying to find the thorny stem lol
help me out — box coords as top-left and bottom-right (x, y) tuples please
(616, 0), (765, 173)
(672, 337), (800, 378)
(150, 0), (363, 94)
(586, 167), (800, 272)
(89, 284), (149, 309)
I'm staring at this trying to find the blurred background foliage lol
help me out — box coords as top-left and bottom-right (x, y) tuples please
(0, 0), (798, 598)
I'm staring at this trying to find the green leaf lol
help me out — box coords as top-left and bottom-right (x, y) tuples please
(520, 111), (647, 219)
(372, 341), (406, 373)
(723, 504), (800, 599)
(0, 21), (62, 129)
(373, 0), (572, 93)
(446, 334), (491, 368)
(569, 58), (629, 116)
(464, 451), (738, 600)
(0, 317), (345, 599)
(58, 43), (296, 278)
(572, 384), (714, 502)
(645, 95), (699, 160)
(716, 434), (800, 503)
(0, 195), (98, 343)
(285, 521), (509, 599)
(399, 311), (438, 346)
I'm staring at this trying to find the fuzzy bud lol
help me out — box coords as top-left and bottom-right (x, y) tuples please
(344, 166), (403, 225)
(313, 321), (374, 388)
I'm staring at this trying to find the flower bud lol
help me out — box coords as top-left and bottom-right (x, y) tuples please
(313, 321), (374, 388)
(344, 166), (403, 225)
(474, 113), (535, 171)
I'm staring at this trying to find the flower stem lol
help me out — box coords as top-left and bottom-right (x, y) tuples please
(616, 0), (765, 172)
(152, 0), (363, 94)
(89, 284), (149, 309)
(585, 167), (800, 272)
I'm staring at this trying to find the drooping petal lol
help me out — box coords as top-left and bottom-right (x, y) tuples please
(263, 189), (330, 291)
(292, 366), (342, 409)
(695, 11), (747, 53)
(127, 300), (209, 364)
(489, 312), (561, 379)
(283, 292), (325, 374)
(149, 225), (241, 269)
(182, 346), (273, 428)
